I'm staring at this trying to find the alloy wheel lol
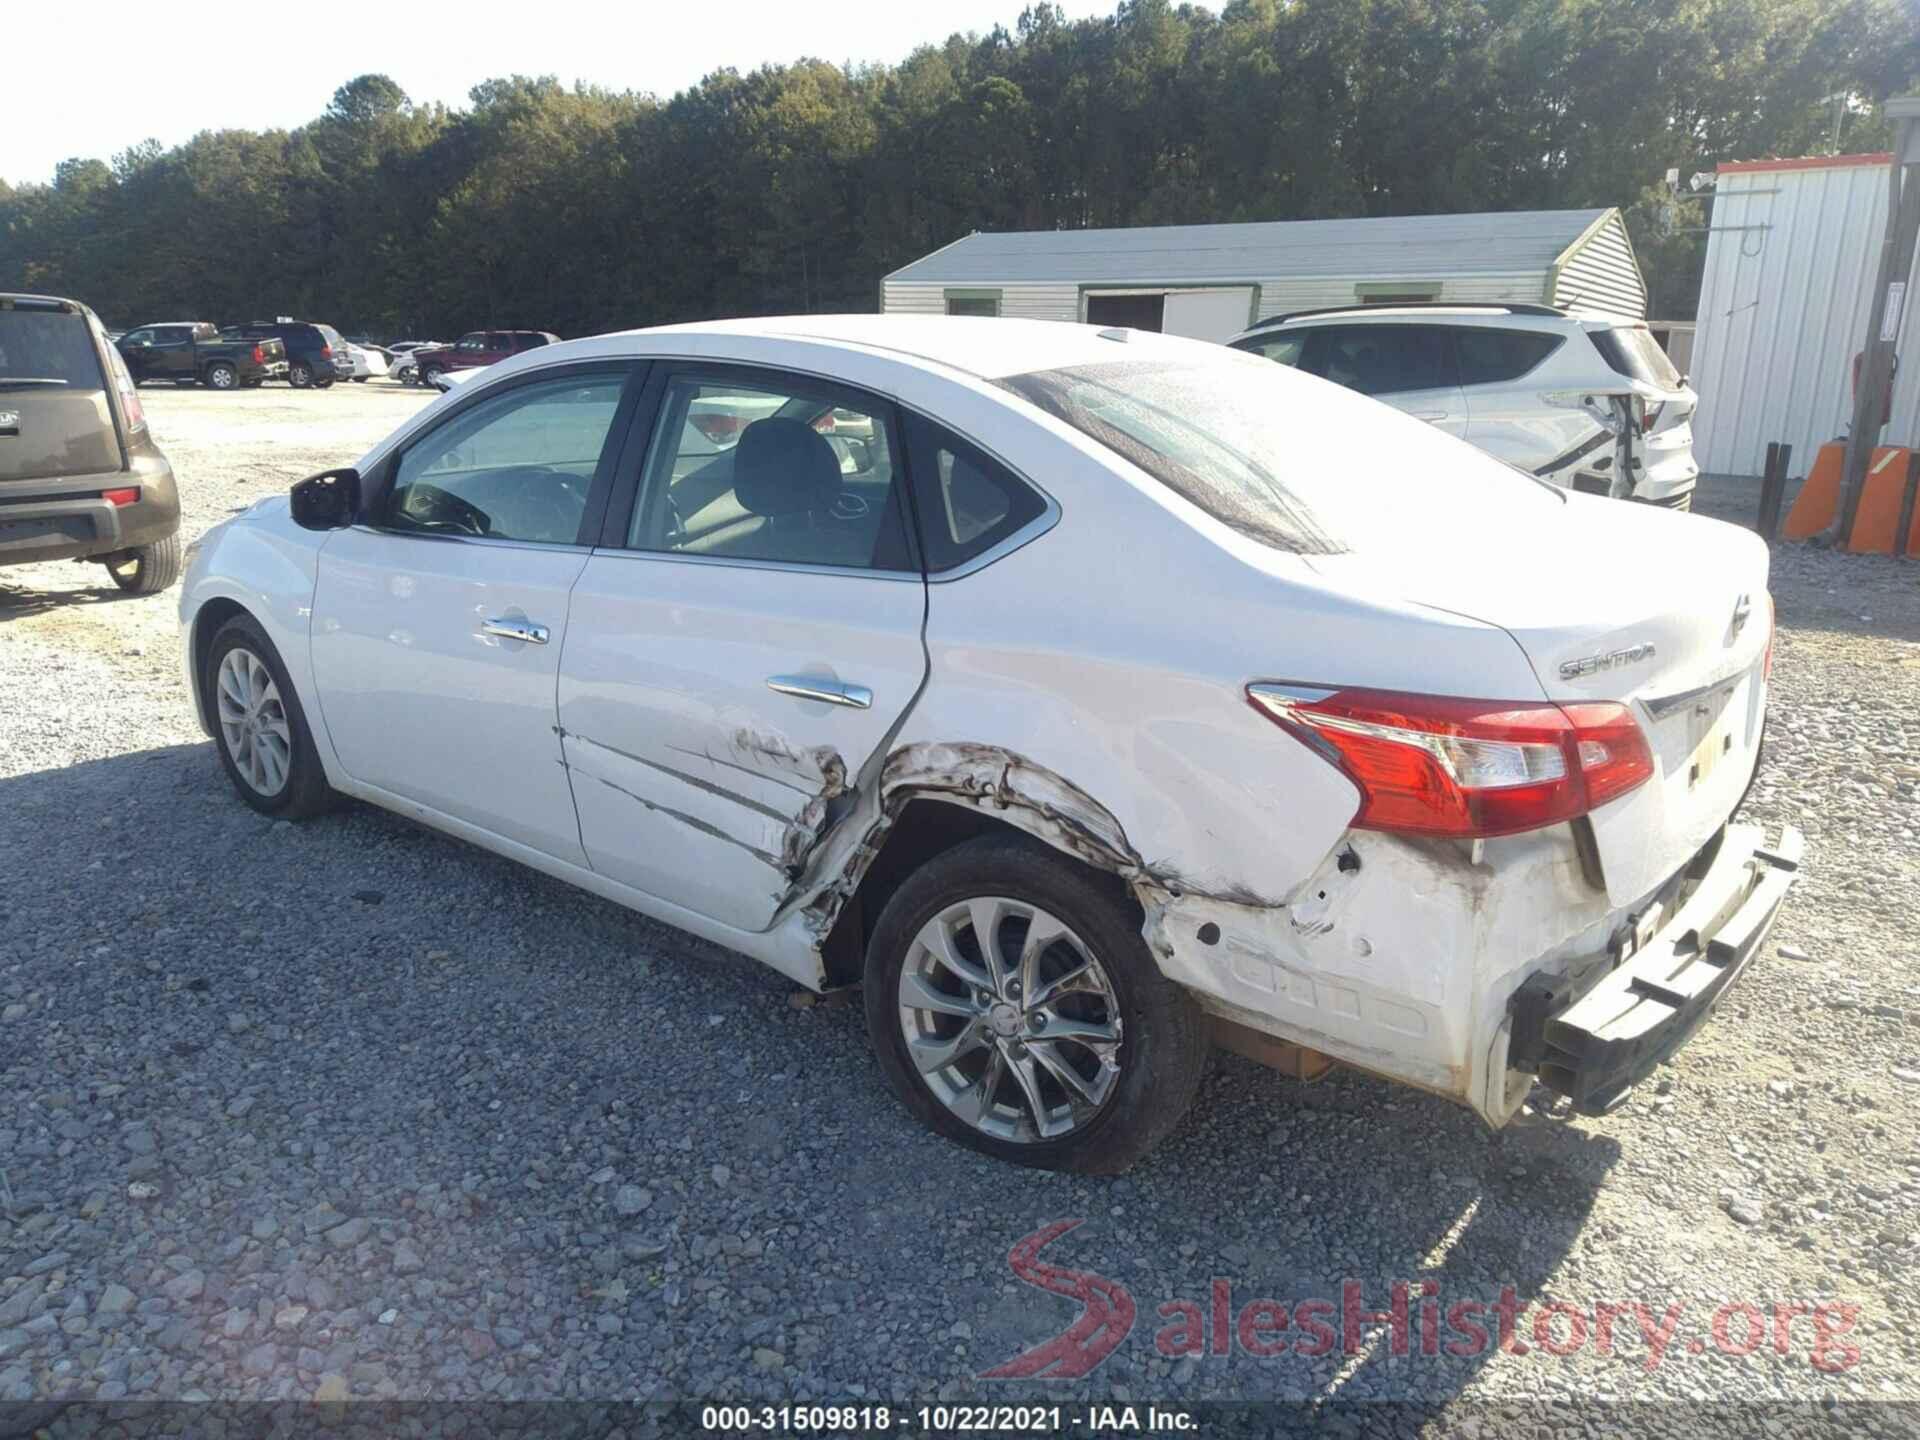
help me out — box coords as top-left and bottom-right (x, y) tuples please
(216, 647), (293, 796)
(896, 896), (1123, 1143)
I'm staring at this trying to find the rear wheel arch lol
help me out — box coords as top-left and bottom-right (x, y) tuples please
(819, 793), (1142, 989)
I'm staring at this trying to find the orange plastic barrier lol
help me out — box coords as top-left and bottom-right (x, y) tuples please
(1781, 441), (1920, 554)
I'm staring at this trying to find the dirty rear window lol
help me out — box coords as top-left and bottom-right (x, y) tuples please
(0, 308), (105, 391)
(998, 357), (1549, 555)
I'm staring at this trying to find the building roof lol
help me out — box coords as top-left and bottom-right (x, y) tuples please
(885, 209), (1616, 285)
(1718, 152), (1891, 175)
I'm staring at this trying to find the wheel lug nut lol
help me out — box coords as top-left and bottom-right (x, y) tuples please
(1030, 1013), (1048, 1031)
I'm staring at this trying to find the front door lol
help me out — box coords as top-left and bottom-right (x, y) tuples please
(558, 365), (928, 931)
(309, 365), (639, 863)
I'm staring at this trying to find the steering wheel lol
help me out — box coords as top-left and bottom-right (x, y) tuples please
(400, 483), (491, 537)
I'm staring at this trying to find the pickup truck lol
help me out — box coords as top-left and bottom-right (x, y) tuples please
(117, 323), (288, 391)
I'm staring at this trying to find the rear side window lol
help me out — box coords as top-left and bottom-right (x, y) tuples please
(1232, 332), (1306, 367)
(1451, 328), (1563, 386)
(317, 326), (345, 349)
(0, 307), (106, 390)
(1305, 325), (1455, 396)
(1590, 327), (1682, 388)
(902, 413), (1046, 572)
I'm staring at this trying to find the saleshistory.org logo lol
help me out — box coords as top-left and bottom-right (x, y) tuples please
(979, 1221), (1862, 1378)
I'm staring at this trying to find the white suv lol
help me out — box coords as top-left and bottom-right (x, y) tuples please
(1228, 303), (1701, 509)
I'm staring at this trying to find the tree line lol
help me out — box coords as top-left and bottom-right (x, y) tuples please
(2, 0), (1913, 337)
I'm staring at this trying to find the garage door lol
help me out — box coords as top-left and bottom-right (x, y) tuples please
(1161, 288), (1255, 342)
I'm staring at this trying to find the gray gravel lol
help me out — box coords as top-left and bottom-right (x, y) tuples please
(1, 386), (1916, 1412)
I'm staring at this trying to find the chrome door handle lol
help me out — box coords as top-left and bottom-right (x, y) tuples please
(767, 675), (872, 709)
(1411, 410), (1449, 421)
(481, 617), (549, 644)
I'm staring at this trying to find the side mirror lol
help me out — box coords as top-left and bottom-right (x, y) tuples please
(290, 468), (361, 530)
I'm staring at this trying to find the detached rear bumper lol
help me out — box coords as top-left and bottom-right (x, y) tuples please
(1520, 822), (1802, 1115)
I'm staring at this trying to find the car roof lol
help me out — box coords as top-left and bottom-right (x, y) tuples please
(1, 293), (89, 310)
(602, 314), (1220, 381)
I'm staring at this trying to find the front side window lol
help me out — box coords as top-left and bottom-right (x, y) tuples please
(382, 373), (626, 545)
(455, 333), (488, 352)
(1306, 325), (1455, 397)
(1451, 328), (1564, 387)
(121, 329), (154, 347)
(628, 373), (913, 572)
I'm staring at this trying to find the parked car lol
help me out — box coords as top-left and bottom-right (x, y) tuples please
(388, 343), (438, 385)
(117, 322), (288, 391)
(410, 330), (559, 387)
(220, 320), (353, 389)
(180, 316), (1795, 1172)
(2, 293), (182, 592)
(425, 366), (484, 393)
(344, 344), (390, 383)
(1228, 303), (1701, 509)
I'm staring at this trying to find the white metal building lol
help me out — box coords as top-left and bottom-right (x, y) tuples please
(880, 209), (1647, 340)
(1692, 152), (1915, 477)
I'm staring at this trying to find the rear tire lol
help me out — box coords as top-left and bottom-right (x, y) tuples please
(863, 835), (1208, 1174)
(204, 361), (238, 391)
(204, 615), (335, 819)
(107, 534), (183, 595)
(289, 361), (313, 389)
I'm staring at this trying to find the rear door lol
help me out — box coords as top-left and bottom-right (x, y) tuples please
(1449, 325), (1588, 472)
(0, 300), (120, 483)
(1302, 324), (1469, 439)
(557, 363), (927, 931)
(309, 363), (642, 862)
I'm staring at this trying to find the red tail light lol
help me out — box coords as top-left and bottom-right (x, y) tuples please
(252, 345), (265, 364)
(102, 487), (140, 506)
(320, 344), (333, 358)
(811, 410), (837, 433)
(1639, 401), (1665, 435)
(1247, 686), (1655, 839)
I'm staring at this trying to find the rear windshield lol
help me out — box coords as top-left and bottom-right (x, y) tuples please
(998, 357), (1552, 555)
(0, 308), (105, 391)
(1590, 327), (1683, 389)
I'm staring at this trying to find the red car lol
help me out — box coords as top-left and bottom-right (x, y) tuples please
(409, 330), (560, 385)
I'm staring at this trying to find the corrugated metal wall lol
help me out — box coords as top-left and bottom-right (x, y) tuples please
(1693, 160), (1920, 478)
(1551, 213), (1647, 317)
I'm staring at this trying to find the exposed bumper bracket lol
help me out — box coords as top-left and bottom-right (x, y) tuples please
(1518, 823), (1803, 1116)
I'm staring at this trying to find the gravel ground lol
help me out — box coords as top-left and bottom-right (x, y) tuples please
(1, 386), (1917, 1424)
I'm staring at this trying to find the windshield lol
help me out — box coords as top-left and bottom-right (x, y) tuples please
(0, 308), (105, 390)
(998, 356), (1553, 555)
(1590, 327), (1683, 389)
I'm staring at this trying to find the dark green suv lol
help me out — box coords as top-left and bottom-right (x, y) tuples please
(0, 294), (182, 593)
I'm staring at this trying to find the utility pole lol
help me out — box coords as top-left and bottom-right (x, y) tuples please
(1827, 95), (1920, 548)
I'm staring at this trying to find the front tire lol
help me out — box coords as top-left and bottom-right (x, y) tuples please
(106, 534), (183, 594)
(864, 835), (1207, 1173)
(204, 615), (334, 818)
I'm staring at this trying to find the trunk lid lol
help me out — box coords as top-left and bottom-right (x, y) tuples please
(1315, 492), (1772, 905)
(0, 303), (120, 482)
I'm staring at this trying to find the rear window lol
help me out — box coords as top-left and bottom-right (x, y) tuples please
(0, 307), (106, 390)
(998, 356), (1551, 555)
(1589, 327), (1682, 389)
(317, 325), (345, 348)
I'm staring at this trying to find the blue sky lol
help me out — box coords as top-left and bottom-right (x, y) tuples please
(4, 1), (1112, 187)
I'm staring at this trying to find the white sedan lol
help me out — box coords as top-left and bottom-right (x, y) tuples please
(178, 316), (1799, 1172)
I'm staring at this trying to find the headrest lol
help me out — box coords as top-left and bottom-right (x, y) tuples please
(733, 417), (841, 517)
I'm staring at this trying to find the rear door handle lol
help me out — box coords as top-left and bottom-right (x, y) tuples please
(481, 617), (549, 644)
(767, 675), (872, 709)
